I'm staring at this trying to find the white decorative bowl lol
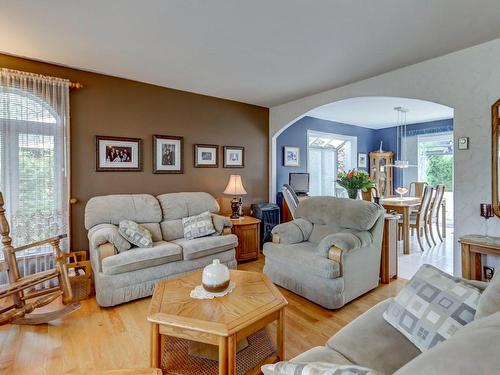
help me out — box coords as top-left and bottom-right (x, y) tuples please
(202, 259), (230, 293)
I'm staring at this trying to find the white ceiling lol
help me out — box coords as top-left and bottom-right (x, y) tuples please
(1, 1), (500, 106)
(307, 97), (454, 129)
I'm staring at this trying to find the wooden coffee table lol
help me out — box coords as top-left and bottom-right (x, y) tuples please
(148, 270), (287, 375)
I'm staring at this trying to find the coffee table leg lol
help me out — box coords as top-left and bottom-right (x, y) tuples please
(277, 308), (285, 361)
(150, 323), (161, 368)
(218, 336), (228, 375)
(228, 335), (237, 375)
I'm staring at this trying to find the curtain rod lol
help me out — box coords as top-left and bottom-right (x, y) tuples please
(69, 81), (83, 89)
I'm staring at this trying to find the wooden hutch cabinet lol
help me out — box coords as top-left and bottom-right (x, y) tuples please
(369, 150), (393, 197)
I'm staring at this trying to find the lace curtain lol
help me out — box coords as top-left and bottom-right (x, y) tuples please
(0, 68), (70, 284)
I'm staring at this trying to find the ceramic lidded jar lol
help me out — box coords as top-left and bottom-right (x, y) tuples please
(202, 259), (230, 293)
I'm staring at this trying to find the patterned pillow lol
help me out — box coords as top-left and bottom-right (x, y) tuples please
(118, 220), (153, 248)
(262, 361), (381, 375)
(383, 264), (481, 352)
(182, 211), (215, 240)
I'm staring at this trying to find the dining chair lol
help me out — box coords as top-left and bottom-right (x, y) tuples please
(399, 185), (434, 251)
(409, 181), (428, 198)
(427, 184), (446, 244)
(361, 186), (380, 202)
(282, 184), (300, 219)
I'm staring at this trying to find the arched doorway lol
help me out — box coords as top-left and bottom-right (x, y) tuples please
(272, 96), (455, 278)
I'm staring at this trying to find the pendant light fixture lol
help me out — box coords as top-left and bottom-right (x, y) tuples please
(386, 106), (416, 199)
(386, 106), (417, 169)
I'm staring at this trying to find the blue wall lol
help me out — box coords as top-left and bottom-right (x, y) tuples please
(276, 116), (453, 194)
(276, 116), (379, 190)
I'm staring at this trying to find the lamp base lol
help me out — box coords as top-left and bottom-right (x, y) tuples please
(230, 197), (241, 219)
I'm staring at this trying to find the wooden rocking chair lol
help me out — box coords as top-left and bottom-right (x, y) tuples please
(0, 192), (80, 325)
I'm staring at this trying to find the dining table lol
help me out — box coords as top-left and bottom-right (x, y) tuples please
(379, 196), (446, 254)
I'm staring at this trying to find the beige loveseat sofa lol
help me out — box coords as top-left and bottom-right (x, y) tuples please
(263, 277), (500, 374)
(84, 192), (237, 306)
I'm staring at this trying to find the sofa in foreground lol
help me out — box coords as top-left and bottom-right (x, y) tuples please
(263, 265), (500, 375)
(263, 197), (385, 309)
(84, 192), (237, 306)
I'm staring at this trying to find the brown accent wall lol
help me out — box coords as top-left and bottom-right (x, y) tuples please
(0, 54), (269, 250)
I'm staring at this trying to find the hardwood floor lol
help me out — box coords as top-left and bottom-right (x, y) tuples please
(0, 256), (406, 374)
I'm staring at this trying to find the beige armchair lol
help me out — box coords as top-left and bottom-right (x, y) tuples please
(263, 197), (385, 309)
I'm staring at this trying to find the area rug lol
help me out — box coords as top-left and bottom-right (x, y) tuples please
(161, 329), (276, 375)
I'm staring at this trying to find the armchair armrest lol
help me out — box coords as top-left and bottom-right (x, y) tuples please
(88, 224), (131, 253)
(317, 230), (373, 264)
(96, 243), (117, 273)
(211, 214), (233, 235)
(271, 218), (313, 244)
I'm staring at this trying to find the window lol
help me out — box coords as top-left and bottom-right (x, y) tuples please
(417, 132), (454, 227)
(307, 130), (357, 196)
(0, 87), (66, 255)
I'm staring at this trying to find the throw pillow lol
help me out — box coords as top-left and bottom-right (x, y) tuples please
(383, 264), (481, 352)
(262, 361), (381, 375)
(118, 220), (153, 248)
(475, 270), (500, 319)
(182, 211), (215, 240)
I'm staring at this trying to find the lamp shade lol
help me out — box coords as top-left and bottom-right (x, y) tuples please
(223, 175), (247, 195)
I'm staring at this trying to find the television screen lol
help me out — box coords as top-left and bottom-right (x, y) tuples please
(289, 173), (309, 194)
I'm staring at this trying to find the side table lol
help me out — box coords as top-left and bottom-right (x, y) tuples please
(229, 216), (261, 262)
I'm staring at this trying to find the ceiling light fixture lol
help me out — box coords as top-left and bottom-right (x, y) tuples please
(386, 106), (417, 169)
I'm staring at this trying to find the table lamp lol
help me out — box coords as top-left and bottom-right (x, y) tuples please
(223, 175), (247, 219)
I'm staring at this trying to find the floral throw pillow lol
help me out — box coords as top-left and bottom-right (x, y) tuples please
(182, 211), (215, 240)
(118, 220), (153, 248)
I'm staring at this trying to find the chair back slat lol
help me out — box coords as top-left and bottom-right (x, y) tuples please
(431, 184), (445, 217)
(418, 186), (434, 221)
(410, 182), (428, 198)
(282, 184), (299, 218)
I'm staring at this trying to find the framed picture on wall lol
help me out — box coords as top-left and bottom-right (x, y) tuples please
(358, 153), (368, 169)
(96, 136), (142, 171)
(153, 135), (184, 173)
(194, 144), (218, 168)
(223, 146), (244, 168)
(283, 146), (300, 167)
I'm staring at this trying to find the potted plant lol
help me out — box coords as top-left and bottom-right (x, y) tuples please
(337, 169), (374, 199)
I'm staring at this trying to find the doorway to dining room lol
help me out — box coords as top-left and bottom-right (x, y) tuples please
(274, 96), (455, 280)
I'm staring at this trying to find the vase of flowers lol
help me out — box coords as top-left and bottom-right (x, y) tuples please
(337, 169), (374, 199)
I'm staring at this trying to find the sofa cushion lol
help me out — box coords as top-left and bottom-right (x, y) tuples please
(182, 211), (216, 240)
(383, 264), (481, 352)
(295, 197), (383, 231)
(101, 241), (182, 275)
(157, 192), (219, 221)
(475, 270), (500, 319)
(327, 298), (421, 375)
(263, 241), (340, 279)
(394, 311), (500, 375)
(140, 223), (162, 242)
(161, 219), (185, 241)
(173, 234), (237, 260)
(88, 223), (131, 253)
(85, 194), (162, 229)
(119, 220), (153, 248)
(262, 361), (381, 375)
